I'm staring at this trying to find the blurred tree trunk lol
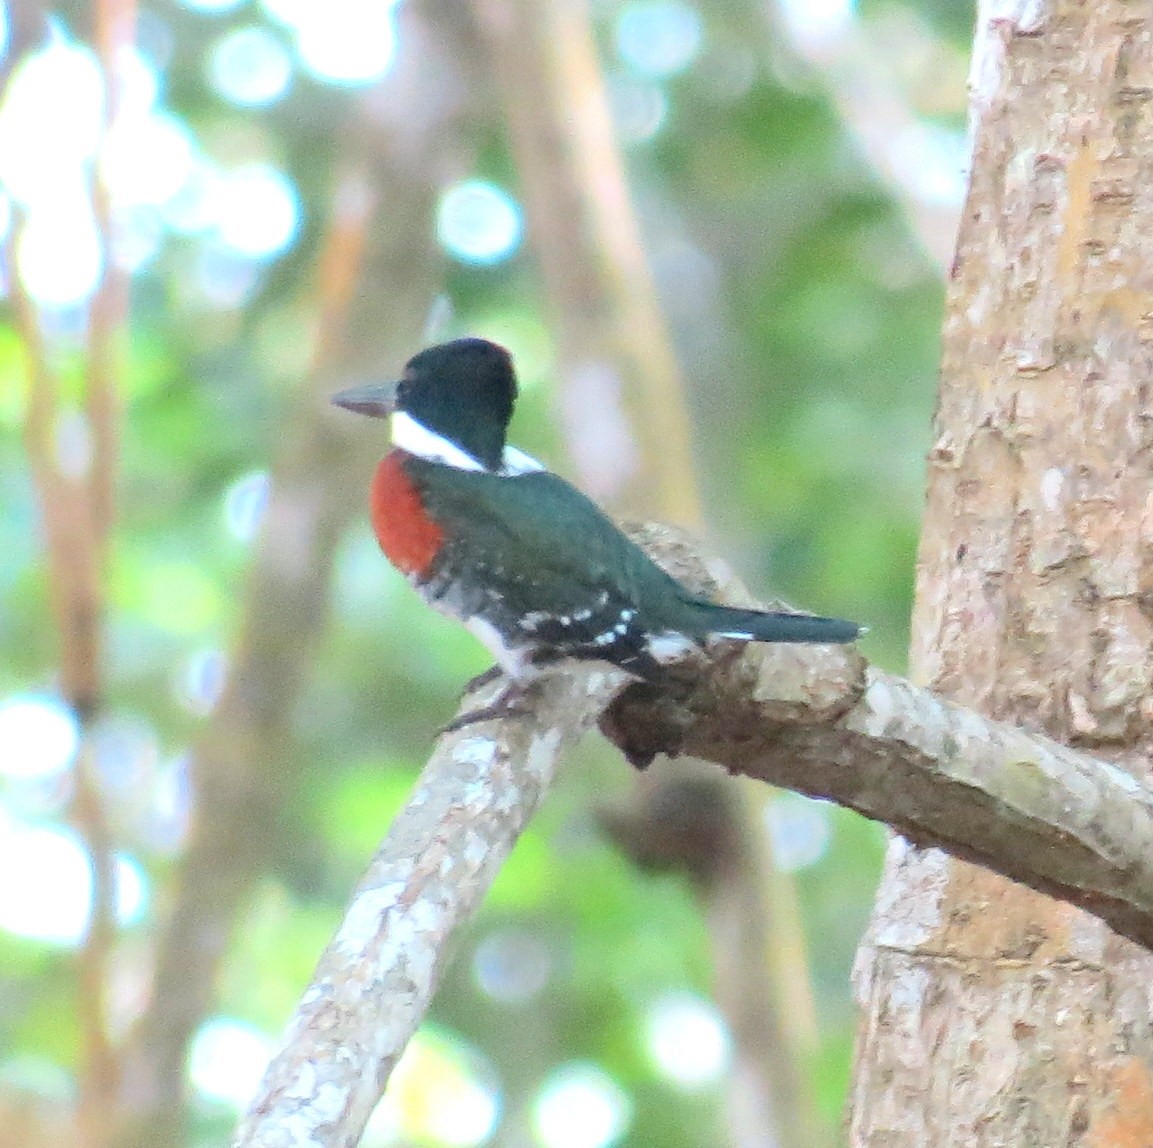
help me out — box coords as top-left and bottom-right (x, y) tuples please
(114, 5), (477, 1144)
(851, 2), (1153, 1142)
(469, 0), (700, 522)
(469, 4), (827, 1146)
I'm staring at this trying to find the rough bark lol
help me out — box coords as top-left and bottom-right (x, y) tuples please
(851, 2), (1153, 1143)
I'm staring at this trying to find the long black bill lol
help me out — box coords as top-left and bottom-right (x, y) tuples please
(330, 379), (401, 418)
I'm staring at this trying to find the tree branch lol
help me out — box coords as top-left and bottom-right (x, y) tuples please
(610, 655), (1153, 945)
(600, 525), (1153, 951)
(231, 667), (630, 1148)
(233, 524), (1153, 1147)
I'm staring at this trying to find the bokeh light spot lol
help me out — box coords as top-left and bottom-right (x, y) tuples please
(380, 1028), (500, 1148)
(532, 1063), (631, 1148)
(16, 200), (103, 307)
(0, 39), (103, 207)
(224, 470), (271, 541)
(778, 0), (856, 52)
(179, 0), (245, 12)
(436, 180), (523, 266)
(144, 756), (193, 853)
(294, 0), (399, 85)
(215, 163), (300, 258)
(190, 1018), (274, 1107)
(472, 928), (552, 1003)
(615, 1), (703, 78)
(0, 695), (79, 780)
(177, 648), (228, 715)
(645, 993), (731, 1089)
(765, 793), (832, 872)
(208, 25), (292, 106)
(117, 45), (162, 119)
(607, 74), (668, 143)
(102, 111), (196, 206)
(92, 714), (159, 793)
(136, 9), (176, 71)
(192, 245), (263, 308)
(0, 819), (147, 945)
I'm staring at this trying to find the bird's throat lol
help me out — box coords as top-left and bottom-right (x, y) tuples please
(390, 411), (487, 472)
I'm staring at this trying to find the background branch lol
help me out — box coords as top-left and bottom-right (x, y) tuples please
(9, 0), (133, 1123)
(117, 160), (425, 1148)
(470, 0), (699, 519)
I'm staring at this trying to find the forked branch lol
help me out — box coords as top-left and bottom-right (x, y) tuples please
(233, 530), (1153, 1148)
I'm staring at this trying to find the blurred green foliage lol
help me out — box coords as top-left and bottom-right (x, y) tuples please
(0, 0), (972, 1144)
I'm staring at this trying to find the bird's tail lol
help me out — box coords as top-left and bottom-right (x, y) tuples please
(687, 601), (862, 645)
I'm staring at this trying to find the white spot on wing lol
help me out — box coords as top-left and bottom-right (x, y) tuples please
(646, 632), (694, 662)
(520, 610), (550, 631)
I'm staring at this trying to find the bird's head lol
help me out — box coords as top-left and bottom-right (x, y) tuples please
(332, 337), (518, 471)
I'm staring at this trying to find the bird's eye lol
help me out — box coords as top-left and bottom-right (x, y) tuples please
(397, 369), (418, 401)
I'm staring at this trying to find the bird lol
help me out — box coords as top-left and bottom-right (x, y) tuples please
(332, 337), (861, 724)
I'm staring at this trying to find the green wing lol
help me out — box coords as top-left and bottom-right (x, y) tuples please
(411, 462), (687, 625)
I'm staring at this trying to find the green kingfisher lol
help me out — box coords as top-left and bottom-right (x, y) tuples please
(332, 338), (861, 711)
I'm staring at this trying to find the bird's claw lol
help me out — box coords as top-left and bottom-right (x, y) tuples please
(441, 679), (534, 735)
(463, 665), (504, 694)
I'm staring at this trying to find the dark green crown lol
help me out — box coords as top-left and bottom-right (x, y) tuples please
(399, 338), (517, 470)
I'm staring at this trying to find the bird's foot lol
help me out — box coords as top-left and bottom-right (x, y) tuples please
(463, 664), (504, 694)
(441, 679), (534, 734)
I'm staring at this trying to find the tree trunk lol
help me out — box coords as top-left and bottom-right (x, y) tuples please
(851, 2), (1153, 1143)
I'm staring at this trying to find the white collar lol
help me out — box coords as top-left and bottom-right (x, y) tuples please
(391, 410), (545, 476)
